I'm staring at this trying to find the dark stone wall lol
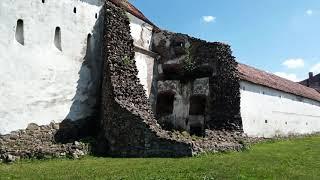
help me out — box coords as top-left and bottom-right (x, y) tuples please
(207, 44), (242, 131)
(97, 1), (245, 157)
(98, 1), (194, 157)
(151, 31), (242, 132)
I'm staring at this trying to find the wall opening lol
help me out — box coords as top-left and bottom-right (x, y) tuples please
(156, 92), (175, 117)
(54, 27), (62, 51)
(189, 95), (206, 115)
(73, 7), (77, 13)
(95, 13), (98, 19)
(190, 124), (203, 137)
(42, 0), (45, 3)
(86, 33), (92, 53)
(15, 19), (24, 45)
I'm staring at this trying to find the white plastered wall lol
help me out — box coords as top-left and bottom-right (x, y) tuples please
(128, 13), (155, 98)
(0, 0), (104, 134)
(240, 81), (320, 138)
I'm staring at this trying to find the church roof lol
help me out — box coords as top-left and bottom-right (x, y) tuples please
(238, 63), (320, 102)
(109, 0), (157, 28)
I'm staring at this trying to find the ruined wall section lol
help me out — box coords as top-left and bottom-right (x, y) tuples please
(207, 43), (242, 131)
(99, 1), (194, 157)
(151, 31), (242, 132)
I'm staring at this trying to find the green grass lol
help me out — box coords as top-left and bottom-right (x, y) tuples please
(1, 136), (319, 180)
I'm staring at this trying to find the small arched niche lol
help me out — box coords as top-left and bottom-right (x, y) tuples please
(54, 27), (62, 51)
(15, 19), (24, 45)
(86, 33), (92, 52)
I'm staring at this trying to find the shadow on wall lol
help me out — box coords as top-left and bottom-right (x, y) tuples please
(54, 7), (105, 144)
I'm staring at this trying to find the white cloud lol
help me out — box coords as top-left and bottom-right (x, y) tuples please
(306, 9), (313, 16)
(274, 72), (301, 82)
(282, 58), (305, 69)
(310, 63), (320, 74)
(202, 16), (216, 23)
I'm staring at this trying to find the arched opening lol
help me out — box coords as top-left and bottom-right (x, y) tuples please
(15, 19), (24, 45)
(54, 27), (62, 51)
(86, 34), (92, 52)
(73, 7), (77, 14)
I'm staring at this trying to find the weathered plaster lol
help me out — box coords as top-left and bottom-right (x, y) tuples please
(128, 13), (155, 98)
(0, 0), (104, 134)
(240, 81), (320, 137)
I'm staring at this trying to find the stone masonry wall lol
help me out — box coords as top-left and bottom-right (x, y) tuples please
(97, 1), (245, 157)
(207, 43), (242, 131)
(98, 1), (193, 157)
(151, 31), (242, 132)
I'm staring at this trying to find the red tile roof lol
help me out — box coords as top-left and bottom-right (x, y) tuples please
(238, 63), (320, 102)
(109, 0), (158, 28)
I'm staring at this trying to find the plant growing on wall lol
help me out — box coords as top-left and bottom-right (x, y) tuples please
(123, 55), (132, 65)
(183, 46), (196, 73)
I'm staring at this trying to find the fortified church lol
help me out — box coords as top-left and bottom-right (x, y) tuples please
(0, 0), (320, 161)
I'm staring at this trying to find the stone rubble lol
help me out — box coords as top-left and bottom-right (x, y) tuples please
(0, 123), (89, 163)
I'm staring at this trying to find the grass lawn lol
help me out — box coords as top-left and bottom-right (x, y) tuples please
(0, 135), (319, 180)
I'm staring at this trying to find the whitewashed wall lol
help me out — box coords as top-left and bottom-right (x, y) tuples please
(240, 81), (320, 138)
(128, 13), (155, 98)
(0, 0), (104, 134)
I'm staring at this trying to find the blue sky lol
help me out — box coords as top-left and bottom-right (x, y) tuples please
(129, 0), (320, 81)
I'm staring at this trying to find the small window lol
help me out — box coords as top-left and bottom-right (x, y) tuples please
(15, 19), (24, 45)
(54, 27), (62, 51)
(285, 122), (288, 125)
(156, 92), (175, 117)
(265, 120), (268, 124)
(189, 95), (206, 115)
(73, 7), (77, 13)
(95, 13), (98, 19)
(86, 33), (92, 52)
(42, 0), (45, 3)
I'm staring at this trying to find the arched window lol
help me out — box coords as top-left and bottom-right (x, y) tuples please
(87, 34), (92, 52)
(15, 19), (24, 45)
(54, 27), (62, 51)
(73, 7), (77, 13)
